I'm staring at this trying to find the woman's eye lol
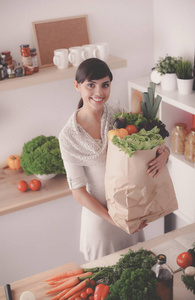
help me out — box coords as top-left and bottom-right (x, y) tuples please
(87, 83), (94, 88)
(103, 83), (110, 88)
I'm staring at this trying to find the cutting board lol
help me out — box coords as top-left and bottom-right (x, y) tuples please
(0, 262), (79, 300)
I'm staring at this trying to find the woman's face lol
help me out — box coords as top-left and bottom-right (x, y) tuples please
(74, 76), (111, 111)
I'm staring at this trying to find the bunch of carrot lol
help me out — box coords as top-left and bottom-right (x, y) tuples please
(44, 268), (95, 300)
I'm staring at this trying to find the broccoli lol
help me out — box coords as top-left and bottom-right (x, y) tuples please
(20, 135), (66, 176)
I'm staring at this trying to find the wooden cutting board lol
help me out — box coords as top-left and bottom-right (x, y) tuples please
(0, 262), (79, 300)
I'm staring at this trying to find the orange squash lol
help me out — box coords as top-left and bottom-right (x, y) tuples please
(7, 155), (21, 170)
(108, 128), (128, 141)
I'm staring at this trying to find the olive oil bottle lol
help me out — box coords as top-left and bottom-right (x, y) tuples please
(152, 254), (173, 300)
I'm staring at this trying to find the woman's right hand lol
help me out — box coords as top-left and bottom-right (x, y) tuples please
(132, 219), (148, 234)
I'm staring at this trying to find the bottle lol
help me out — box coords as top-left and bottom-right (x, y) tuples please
(184, 128), (195, 163)
(171, 122), (188, 154)
(152, 254), (173, 300)
(30, 48), (39, 72)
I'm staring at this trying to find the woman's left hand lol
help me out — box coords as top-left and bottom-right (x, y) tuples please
(147, 147), (170, 178)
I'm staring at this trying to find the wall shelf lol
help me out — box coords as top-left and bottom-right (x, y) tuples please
(0, 55), (127, 92)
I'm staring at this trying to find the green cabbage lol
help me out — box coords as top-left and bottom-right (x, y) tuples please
(20, 135), (66, 175)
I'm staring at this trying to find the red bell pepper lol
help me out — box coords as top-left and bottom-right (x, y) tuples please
(94, 283), (110, 300)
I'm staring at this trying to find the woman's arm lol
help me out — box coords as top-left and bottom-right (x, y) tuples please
(147, 146), (170, 178)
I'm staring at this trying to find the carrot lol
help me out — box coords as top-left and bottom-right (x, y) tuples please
(45, 268), (84, 282)
(60, 288), (87, 300)
(44, 277), (80, 295)
(47, 272), (93, 286)
(50, 288), (72, 300)
(61, 279), (90, 299)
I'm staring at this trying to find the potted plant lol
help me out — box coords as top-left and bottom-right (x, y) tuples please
(20, 135), (66, 179)
(155, 55), (178, 91)
(175, 58), (194, 95)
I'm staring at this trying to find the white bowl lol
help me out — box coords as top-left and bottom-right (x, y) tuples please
(35, 174), (56, 180)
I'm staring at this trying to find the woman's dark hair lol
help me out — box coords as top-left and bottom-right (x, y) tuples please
(76, 58), (113, 109)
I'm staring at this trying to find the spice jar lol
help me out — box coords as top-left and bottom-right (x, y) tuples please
(171, 123), (188, 154)
(184, 128), (195, 163)
(152, 254), (173, 300)
(7, 64), (15, 78)
(20, 44), (31, 57)
(1, 51), (12, 64)
(20, 44), (33, 75)
(0, 65), (5, 80)
(30, 48), (39, 72)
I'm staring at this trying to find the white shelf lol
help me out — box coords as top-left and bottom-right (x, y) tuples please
(0, 55), (127, 92)
(129, 76), (195, 115)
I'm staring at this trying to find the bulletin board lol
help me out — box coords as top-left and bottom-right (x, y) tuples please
(32, 15), (90, 68)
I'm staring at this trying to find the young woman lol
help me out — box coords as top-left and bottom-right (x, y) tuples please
(59, 58), (169, 261)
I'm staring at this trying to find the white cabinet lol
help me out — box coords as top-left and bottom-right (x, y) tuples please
(128, 77), (195, 227)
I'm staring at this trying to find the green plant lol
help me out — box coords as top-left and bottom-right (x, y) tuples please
(20, 135), (66, 175)
(141, 82), (162, 119)
(156, 55), (178, 75)
(175, 58), (193, 79)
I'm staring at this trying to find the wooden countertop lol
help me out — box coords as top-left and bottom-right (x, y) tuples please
(0, 223), (194, 299)
(0, 167), (71, 216)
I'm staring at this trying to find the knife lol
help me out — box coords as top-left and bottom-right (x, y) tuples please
(4, 284), (13, 300)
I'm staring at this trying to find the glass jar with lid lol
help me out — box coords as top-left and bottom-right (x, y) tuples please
(184, 128), (195, 163)
(171, 123), (188, 154)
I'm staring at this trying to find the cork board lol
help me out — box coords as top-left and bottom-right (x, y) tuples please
(32, 15), (90, 68)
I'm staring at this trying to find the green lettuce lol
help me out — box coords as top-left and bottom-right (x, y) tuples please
(112, 126), (164, 157)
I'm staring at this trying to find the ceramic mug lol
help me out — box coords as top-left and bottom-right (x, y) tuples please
(68, 46), (85, 67)
(94, 42), (109, 61)
(82, 44), (97, 60)
(53, 49), (69, 70)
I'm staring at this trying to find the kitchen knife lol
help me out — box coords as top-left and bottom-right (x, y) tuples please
(4, 284), (13, 300)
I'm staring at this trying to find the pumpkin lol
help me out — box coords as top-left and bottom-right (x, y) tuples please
(7, 155), (21, 170)
(108, 128), (128, 141)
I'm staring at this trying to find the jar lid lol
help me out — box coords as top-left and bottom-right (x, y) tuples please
(157, 254), (166, 264)
(175, 122), (187, 129)
(30, 48), (36, 53)
(2, 51), (10, 55)
(20, 44), (29, 48)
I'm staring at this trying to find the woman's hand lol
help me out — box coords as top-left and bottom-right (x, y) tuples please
(147, 146), (170, 178)
(132, 219), (148, 234)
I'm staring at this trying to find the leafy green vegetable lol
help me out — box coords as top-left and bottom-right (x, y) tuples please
(141, 118), (169, 139)
(107, 268), (160, 300)
(181, 274), (195, 295)
(114, 112), (147, 130)
(141, 82), (162, 119)
(84, 249), (157, 285)
(112, 127), (164, 157)
(20, 135), (66, 175)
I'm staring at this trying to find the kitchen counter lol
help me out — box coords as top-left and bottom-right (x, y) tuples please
(0, 167), (71, 216)
(0, 223), (194, 300)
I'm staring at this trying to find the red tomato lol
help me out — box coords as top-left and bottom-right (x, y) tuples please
(86, 288), (93, 295)
(89, 296), (94, 300)
(90, 280), (96, 286)
(17, 180), (28, 192)
(29, 179), (41, 191)
(125, 125), (138, 135)
(80, 291), (88, 299)
(176, 252), (193, 269)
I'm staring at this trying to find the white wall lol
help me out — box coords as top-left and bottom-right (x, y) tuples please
(153, 0), (195, 62)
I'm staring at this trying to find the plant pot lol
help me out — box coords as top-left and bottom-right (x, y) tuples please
(177, 78), (194, 95)
(35, 173), (56, 180)
(161, 73), (177, 91)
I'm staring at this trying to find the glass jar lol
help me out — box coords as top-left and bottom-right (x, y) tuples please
(184, 128), (195, 163)
(171, 123), (188, 154)
(0, 64), (5, 80)
(20, 44), (31, 57)
(30, 48), (39, 72)
(1, 51), (12, 64)
(7, 64), (15, 78)
(152, 254), (173, 300)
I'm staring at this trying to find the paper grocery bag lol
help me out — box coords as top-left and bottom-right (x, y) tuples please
(105, 140), (178, 234)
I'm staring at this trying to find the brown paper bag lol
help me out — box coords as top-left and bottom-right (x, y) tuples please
(105, 140), (178, 234)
